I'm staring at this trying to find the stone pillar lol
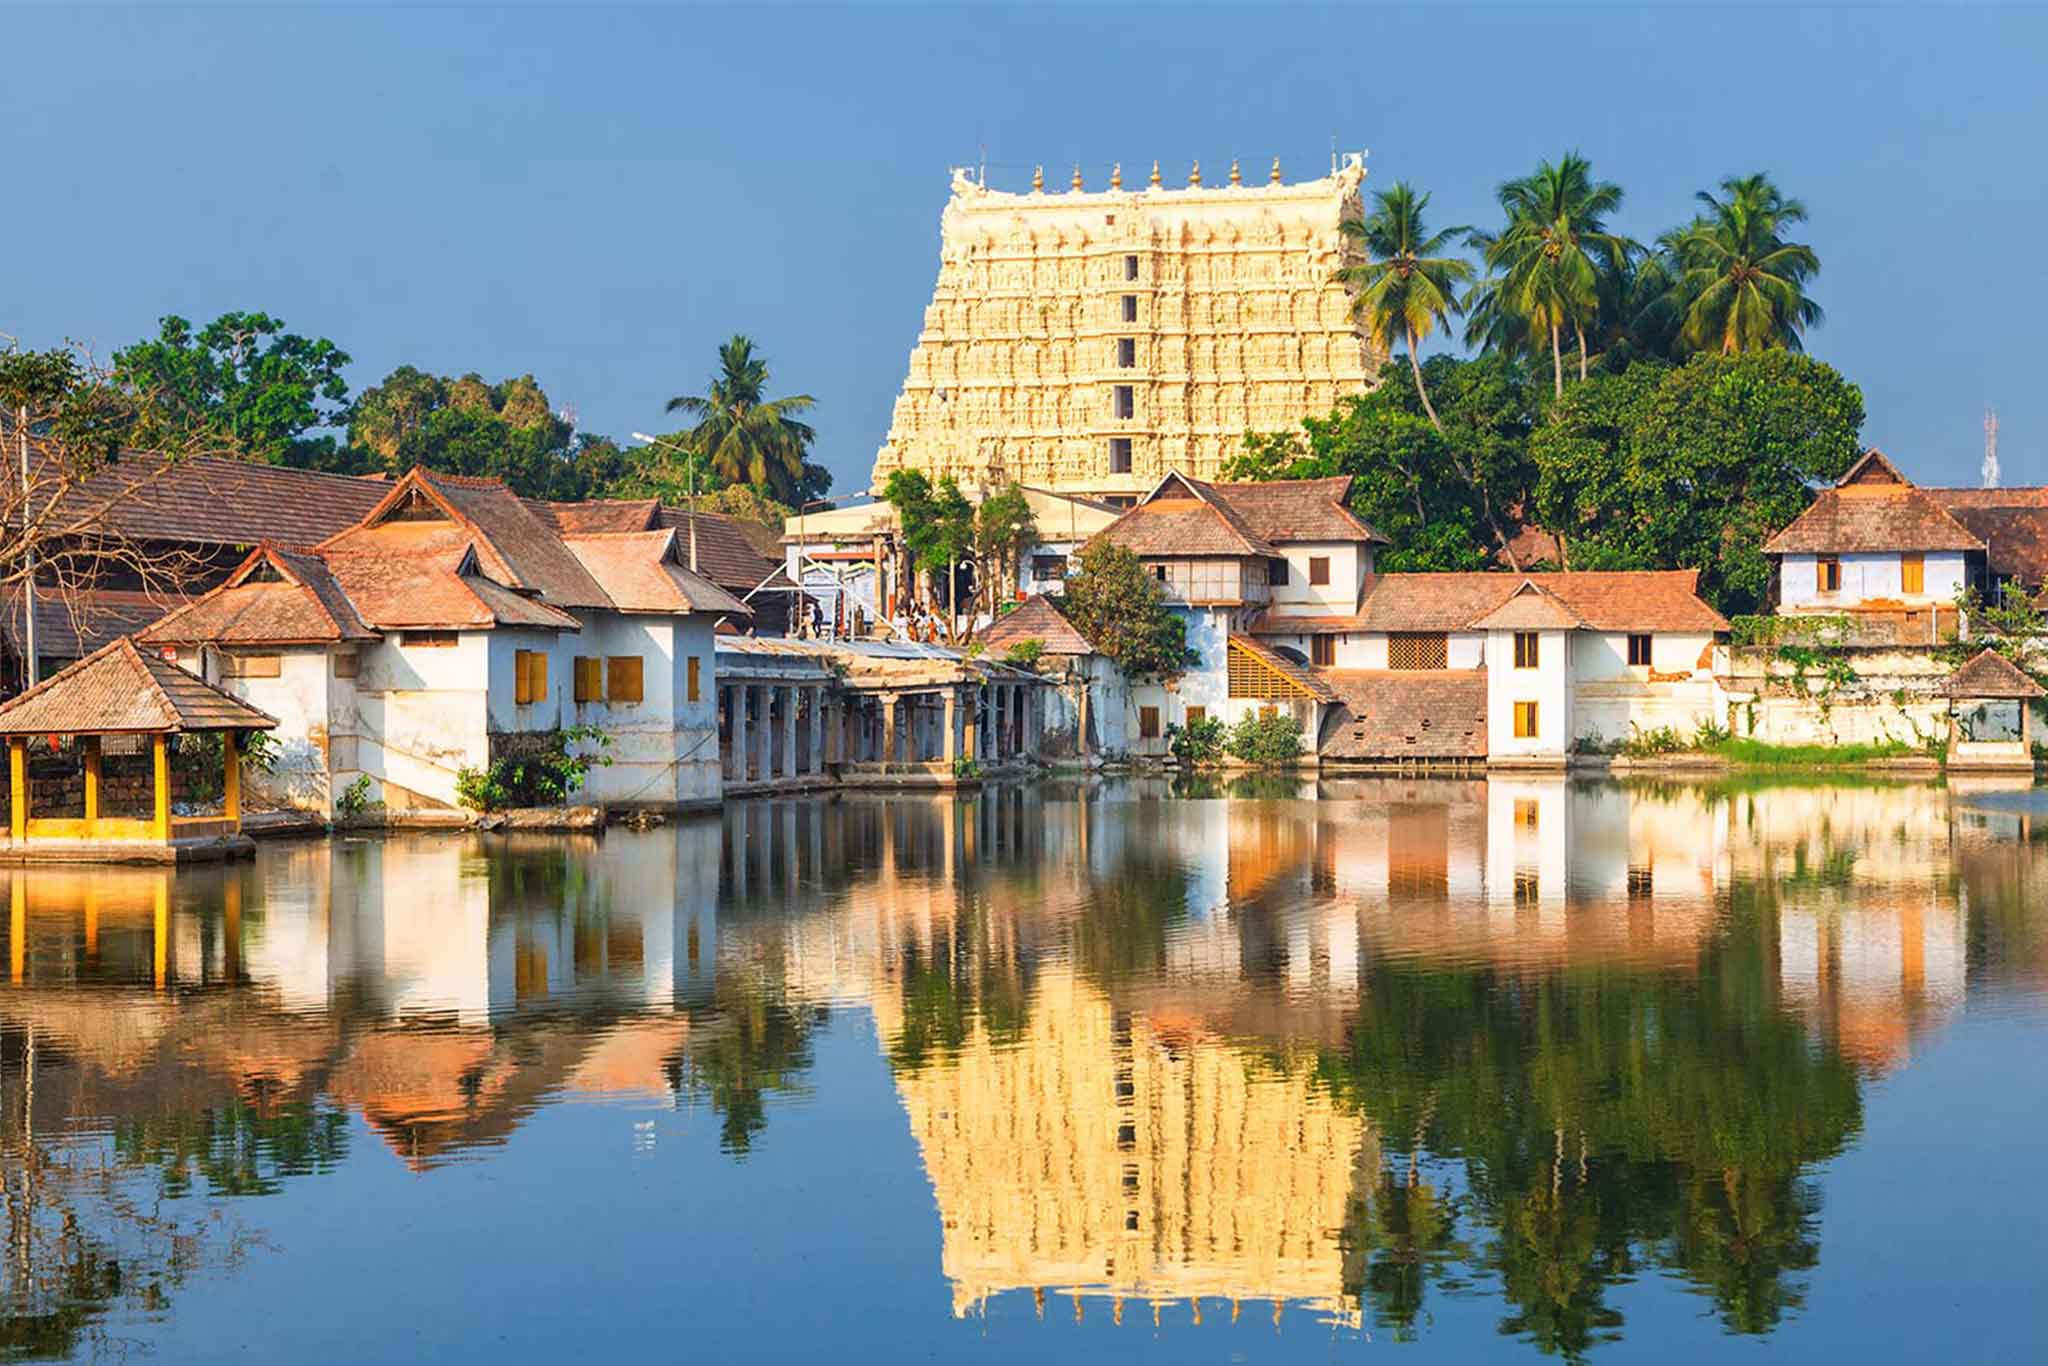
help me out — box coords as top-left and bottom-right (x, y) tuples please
(807, 686), (826, 774)
(780, 685), (799, 781)
(727, 684), (749, 782)
(944, 689), (960, 765)
(881, 692), (899, 770)
(961, 687), (978, 765)
(751, 685), (771, 783)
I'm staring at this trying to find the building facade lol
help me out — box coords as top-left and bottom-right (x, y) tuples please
(870, 156), (1383, 504)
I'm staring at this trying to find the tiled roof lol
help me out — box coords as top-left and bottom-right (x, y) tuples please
(1928, 489), (2048, 585)
(650, 507), (784, 594)
(1468, 582), (1588, 631)
(1229, 634), (1338, 702)
(1098, 491), (1274, 557)
(1761, 485), (1982, 555)
(459, 574), (584, 630)
(562, 531), (752, 617)
(1316, 670), (1488, 759)
(139, 544), (379, 646)
(531, 499), (662, 535)
(403, 470), (612, 609)
(31, 446), (390, 547)
(980, 595), (1093, 656)
(0, 637), (277, 735)
(319, 523), (580, 631)
(1349, 571), (1728, 634)
(1206, 476), (1386, 545)
(0, 587), (191, 662)
(1942, 648), (2046, 699)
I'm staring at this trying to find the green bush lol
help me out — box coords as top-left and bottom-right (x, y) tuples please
(1001, 639), (1046, 671)
(335, 773), (376, 820)
(1224, 711), (1303, 765)
(455, 725), (613, 812)
(1619, 724), (1690, 758)
(1168, 715), (1226, 763)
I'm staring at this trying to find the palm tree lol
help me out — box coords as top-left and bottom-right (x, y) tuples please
(664, 335), (817, 501)
(1657, 174), (1822, 354)
(1471, 154), (1634, 396)
(1336, 183), (1474, 431)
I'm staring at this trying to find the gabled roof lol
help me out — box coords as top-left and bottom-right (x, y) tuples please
(1343, 571), (1728, 634)
(318, 524), (581, 631)
(1316, 670), (1488, 759)
(531, 498), (662, 535)
(980, 595), (1094, 656)
(649, 507), (784, 595)
(1762, 449), (1985, 555)
(0, 587), (190, 662)
(23, 445), (391, 548)
(1098, 472), (1276, 557)
(1467, 581), (1588, 631)
(1206, 476), (1386, 546)
(331, 468), (612, 610)
(0, 637), (277, 736)
(139, 543), (379, 647)
(1942, 648), (2046, 699)
(562, 530), (752, 617)
(1927, 488), (2048, 585)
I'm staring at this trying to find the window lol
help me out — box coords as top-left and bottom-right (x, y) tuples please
(1184, 705), (1206, 727)
(1268, 557), (1290, 586)
(1031, 553), (1068, 580)
(1514, 632), (1539, 669)
(573, 656), (602, 702)
(1123, 254), (1139, 281)
(1513, 700), (1539, 739)
(1113, 385), (1134, 419)
(1121, 294), (1138, 323)
(686, 655), (702, 703)
(332, 651), (359, 679)
(1109, 437), (1133, 473)
(606, 655), (645, 704)
(1139, 705), (1161, 739)
(1902, 552), (1925, 595)
(1817, 556), (1841, 593)
(1153, 564), (1168, 582)
(514, 649), (549, 705)
(402, 629), (457, 647)
(1388, 633), (1448, 671)
(1628, 633), (1652, 667)
(1311, 634), (1336, 667)
(1117, 338), (1136, 368)
(219, 653), (280, 679)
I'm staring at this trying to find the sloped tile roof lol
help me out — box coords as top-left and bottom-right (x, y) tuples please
(980, 595), (1093, 655)
(531, 499), (662, 535)
(649, 507), (783, 594)
(1468, 582), (1588, 631)
(1928, 488), (2048, 585)
(28, 446), (390, 548)
(1942, 648), (2046, 699)
(1316, 670), (1488, 759)
(1351, 571), (1727, 634)
(0, 587), (191, 662)
(1099, 494), (1274, 557)
(404, 470), (612, 609)
(1761, 485), (1983, 555)
(1206, 476), (1386, 545)
(459, 574), (584, 630)
(562, 531), (751, 617)
(139, 544), (379, 646)
(0, 637), (276, 735)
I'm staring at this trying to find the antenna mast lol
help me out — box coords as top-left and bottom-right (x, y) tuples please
(1984, 406), (2001, 489)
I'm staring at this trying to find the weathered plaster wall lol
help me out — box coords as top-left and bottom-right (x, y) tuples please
(1779, 551), (1967, 609)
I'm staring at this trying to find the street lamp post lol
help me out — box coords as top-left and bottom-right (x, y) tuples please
(630, 432), (697, 573)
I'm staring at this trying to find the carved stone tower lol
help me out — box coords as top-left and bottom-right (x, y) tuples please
(871, 154), (1381, 502)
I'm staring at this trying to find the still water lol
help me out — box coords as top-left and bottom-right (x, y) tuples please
(2, 776), (2046, 1362)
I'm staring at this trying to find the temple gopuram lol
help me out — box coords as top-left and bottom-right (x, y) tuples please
(871, 154), (1383, 504)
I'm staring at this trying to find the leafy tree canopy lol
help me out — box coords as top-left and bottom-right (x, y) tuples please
(1056, 540), (1194, 679)
(346, 365), (602, 499)
(111, 312), (351, 465)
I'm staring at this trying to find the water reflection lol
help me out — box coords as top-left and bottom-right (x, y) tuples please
(2, 776), (2046, 1359)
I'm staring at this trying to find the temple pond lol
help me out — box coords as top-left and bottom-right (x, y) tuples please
(3, 776), (2046, 1361)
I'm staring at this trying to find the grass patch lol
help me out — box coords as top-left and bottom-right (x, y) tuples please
(1703, 738), (1920, 767)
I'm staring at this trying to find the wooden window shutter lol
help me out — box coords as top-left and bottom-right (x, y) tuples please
(514, 651), (532, 705)
(573, 656), (601, 703)
(687, 655), (702, 703)
(1902, 553), (1925, 595)
(607, 655), (644, 704)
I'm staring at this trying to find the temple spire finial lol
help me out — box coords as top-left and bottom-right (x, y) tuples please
(1270, 155), (1282, 184)
(1032, 164), (1043, 192)
(1229, 158), (1242, 186)
(1149, 159), (1161, 188)
(1071, 164), (1083, 192)
(1110, 161), (1122, 190)
(1189, 160), (1201, 187)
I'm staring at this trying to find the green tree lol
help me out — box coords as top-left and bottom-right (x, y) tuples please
(111, 312), (351, 464)
(972, 481), (1038, 614)
(347, 366), (596, 498)
(665, 335), (817, 502)
(1336, 182), (1473, 431)
(1470, 155), (1635, 396)
(1056, 540), (1193, 680)
(1657, 174), (1823, 355)
(881, 468), (975, 632)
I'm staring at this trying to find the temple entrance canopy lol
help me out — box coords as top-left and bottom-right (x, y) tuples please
(0, 637), (276, 862)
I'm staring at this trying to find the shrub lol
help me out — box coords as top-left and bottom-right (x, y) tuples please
(334, 773), (376, 820)
(1618, 724), (1690, 758)
(1168, 715), (1226, 763)
(1224, 711), (1303, 765)
(1001, 639), (1047, 671)
(455, 725), (613, 812)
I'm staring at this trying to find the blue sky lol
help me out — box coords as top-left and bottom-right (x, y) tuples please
(5, 3), (2043, 495)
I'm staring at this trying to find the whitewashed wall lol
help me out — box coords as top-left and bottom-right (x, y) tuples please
(1779, 551), (1967, 608)
(1485, 629), (1572, 761)
(354, 632), (492, 809)
(1267, 541), (1372, 616)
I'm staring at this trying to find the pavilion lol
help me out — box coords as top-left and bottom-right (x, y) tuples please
(0, 637), (277, 862)
(1941, 648), (2044, 771)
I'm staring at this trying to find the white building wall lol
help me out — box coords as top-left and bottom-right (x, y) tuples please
(1486, 629), (1571, 762)
(354, 632), (493, 810)
(178, 644), (337, 813)
(1266, 542), (1369, 616)
(1779, 551), (1967, 609)
(1569, 631), (1723, 749)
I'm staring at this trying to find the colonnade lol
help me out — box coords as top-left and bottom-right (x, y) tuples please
(718, 676), (1044, 785)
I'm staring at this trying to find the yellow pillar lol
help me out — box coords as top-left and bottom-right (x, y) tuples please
(82, 736), (101, 831)
(8, 737), (24, 841)
(223, 731), (241, 828)
(152, 733), (171, 842)
(83, 883), (99, 962)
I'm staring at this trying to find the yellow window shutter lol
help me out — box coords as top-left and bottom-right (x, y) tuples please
(607, 655), (644, 704)
(513, 651), (532, 705)
(573, 656), (601, 703)
(687, 655), (702, 703)
(530, 652), (547, 702)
